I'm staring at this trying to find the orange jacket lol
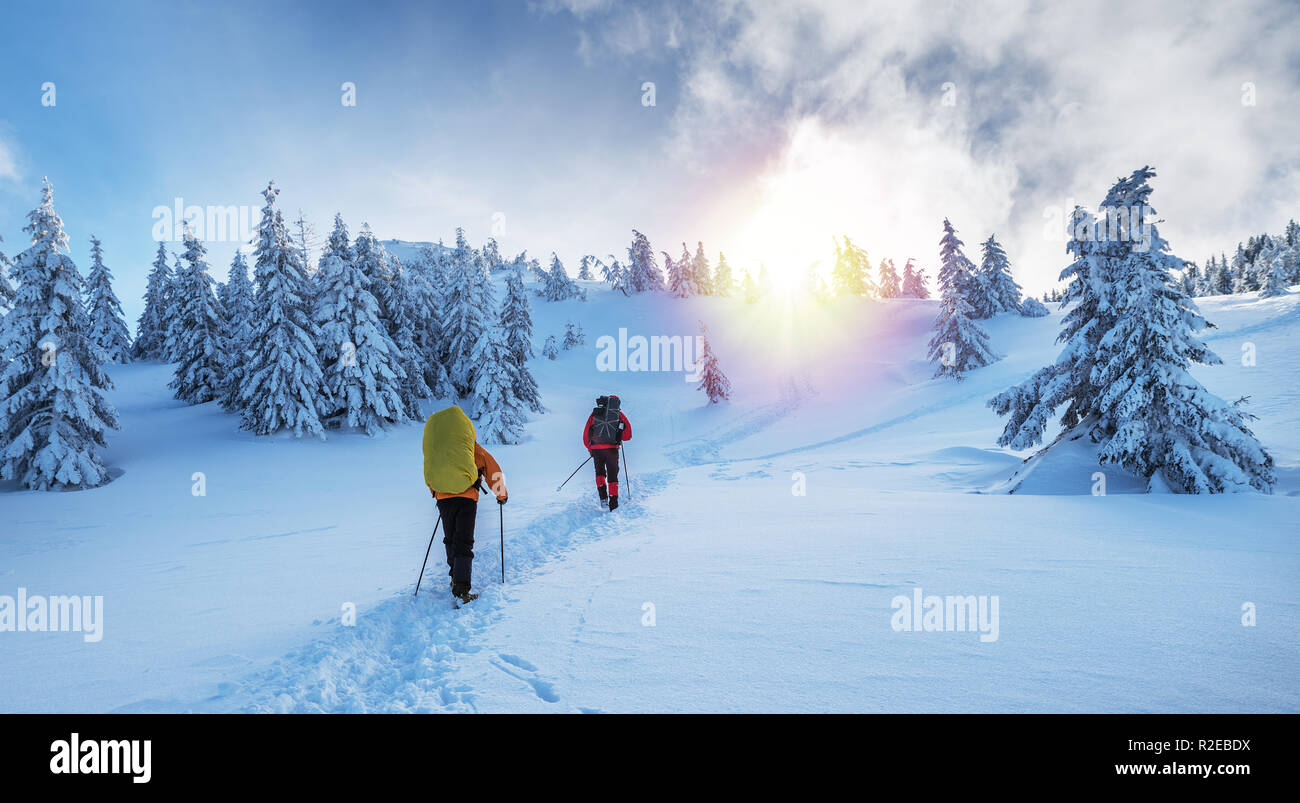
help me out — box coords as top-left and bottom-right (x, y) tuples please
(430, 443), (507, 502)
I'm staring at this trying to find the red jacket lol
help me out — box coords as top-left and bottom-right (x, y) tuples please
(583, 411), (631, 450)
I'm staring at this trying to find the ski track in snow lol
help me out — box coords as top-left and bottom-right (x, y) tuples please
(197, 469), (674, 713)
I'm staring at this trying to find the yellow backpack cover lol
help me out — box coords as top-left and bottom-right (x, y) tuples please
(423, 406), (478, 493)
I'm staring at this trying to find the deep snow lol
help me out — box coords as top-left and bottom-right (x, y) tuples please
(1, 279), (1296, 713)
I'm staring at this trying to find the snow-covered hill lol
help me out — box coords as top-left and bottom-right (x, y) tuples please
(2, 280), (1296, 712)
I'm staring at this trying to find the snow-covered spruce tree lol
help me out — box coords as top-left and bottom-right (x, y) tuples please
(563, 320), (585, 350)
(500, 266), (543, 413)
(878, 258), (901, 299)
(132, 241), (173, 360)
(1019, 296), (1050, 317)
(162, 253), (187, 361)
(0, 179), (119, 490)
(470, 323), (526, 445)
(577, 255), (595, 281)
(601, 256), (622, 285)
(443, 227), (494, 397)
(1088, 206), (1274, 491)
(237, 182), (326, 438)
(901, 258), (930, 299)
(978, 235), (1023, 316)
(927, 218), (997, 379)
(741, 270), (759, 303)
(668, 242), (696, 298)
(541, 253), (584, 301)
(692, 242), (713, 295)
(312, 214), (408, 433)
(626, 230), (664, 292)
(663, 251), (682, 297)
(0, 236), (16, 316)
(482, 237), (503, 272)
(542, 334), (559, 360)
(217, 250), (256, 410)
(1259, 252), (1291, 298)
(695, 322), (731, 404)
(831, 236), (868, 297)
(84, 236), (132, 364)
(402, 250), (450, 401)
(169, 228), (228, 404)
(990, 172), (1152, 446)
(714, 252), (734, 297)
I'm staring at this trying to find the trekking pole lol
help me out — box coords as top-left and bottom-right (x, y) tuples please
(556, 455), (592, 492)
(413, 513), (442, 599)
(621, 443), (632, 496)
(499, 504), (505, 584)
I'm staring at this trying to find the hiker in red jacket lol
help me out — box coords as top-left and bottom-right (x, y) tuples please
(582, 394), (631, 510)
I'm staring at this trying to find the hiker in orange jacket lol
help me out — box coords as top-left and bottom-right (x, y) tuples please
(582, 394), (631, 510)
(429, 441), (508, 602)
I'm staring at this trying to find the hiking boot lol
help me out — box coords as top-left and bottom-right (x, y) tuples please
(608, 495), (619, 511)
(452, 582), (475, 603)
(600, 497), (609, 509)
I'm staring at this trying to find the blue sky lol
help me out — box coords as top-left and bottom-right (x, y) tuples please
(2, 0), (1299, 327)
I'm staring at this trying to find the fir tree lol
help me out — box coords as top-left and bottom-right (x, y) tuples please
(741, 270), (759, 303)
(577, 255), (595, 281)
(443, 227), (494, 397)
(692, 242), (713, 295)
(169, 228), (227, 404)
(563, 320), (585, 350)
(901, 258), (930, 299)
(0, 236), (14, 315)
(313, 213), (408, 433)
(695, 322), (731, 404)
(482, 237), (504, 272)
(84, 236), (132, 364)
(626, 230), (664, 292)
(878, 258), (901, 299)
(601, 256), (623, 285)
(403, 250), (450, 401)
(831, 236), (870, 297)
(542, 334), (559, 360)
(0, 179), (119, 490)
(217, 250), (256, 410)
(500, 266), (543, 413)
(132, 242), (173, 360)
(541, 253), (585, 301)
(977, 235), (1023, 316)
(714, 252), (735, 297)
(1019, 296), (1050, 317)
(928, 218), (997, 378)
(471, 323), (526, 445)
(237, 182), (326, 438)
(163, 253), (186, 361)
(1259, 252), (1291, 298)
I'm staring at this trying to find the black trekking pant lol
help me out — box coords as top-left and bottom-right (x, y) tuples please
(592, 448), (620, 497)
(437, 496), (478, 586)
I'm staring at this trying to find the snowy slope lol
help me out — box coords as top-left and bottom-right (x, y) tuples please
(1, 279), (1296, 713)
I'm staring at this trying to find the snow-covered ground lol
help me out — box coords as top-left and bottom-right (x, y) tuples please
(2, 280), (1297, 713)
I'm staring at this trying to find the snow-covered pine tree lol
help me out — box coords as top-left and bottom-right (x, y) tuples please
(626, 230), (664, 292)
(291, 210), (321, 278)
(217, 250), (255, 410)
(831, 236), (869, 297)
(470, 323), (526, 445)
(563, 320), (585, 350)
(542, 334), (559, 360)
(601, 255), (622, 285)
(443, 227), (494, 397)
(1259, 252), (1291, 298)
(1214, 252), (1235, 295)
(169, 228), (228, 404)
(163, 253), (186, 361)
(741, 270), (758, 303)
(500, 266), (543, 413)
(663, 251), (681, 296)
(1180, 261), (1200, 297)
(670, 242), (699, 298)
(714, 252), (735, 297)
(237, 182), (326, 438)
(692, 242), (713, 295)
(312, 213), (408, 433)
(404, 249), (450, 401)
(878, 258), (901, 299)
(977, 234), (1023, 316)
(0, 236), (15, 316)
(0, 179), (119, 490)
(927, 218), (997, 379)
(541, 253), (584, 301)
(132, 241), (173, 360)
(577, 255), (595, 281)
(695, 322), (731, 404)
(1088, 181), (1273, 492)
(84, 236), (132, 364)
(901, 258), (930, 299)
(482, 237), (504, 272)
(1019, 296), (1050, 317)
